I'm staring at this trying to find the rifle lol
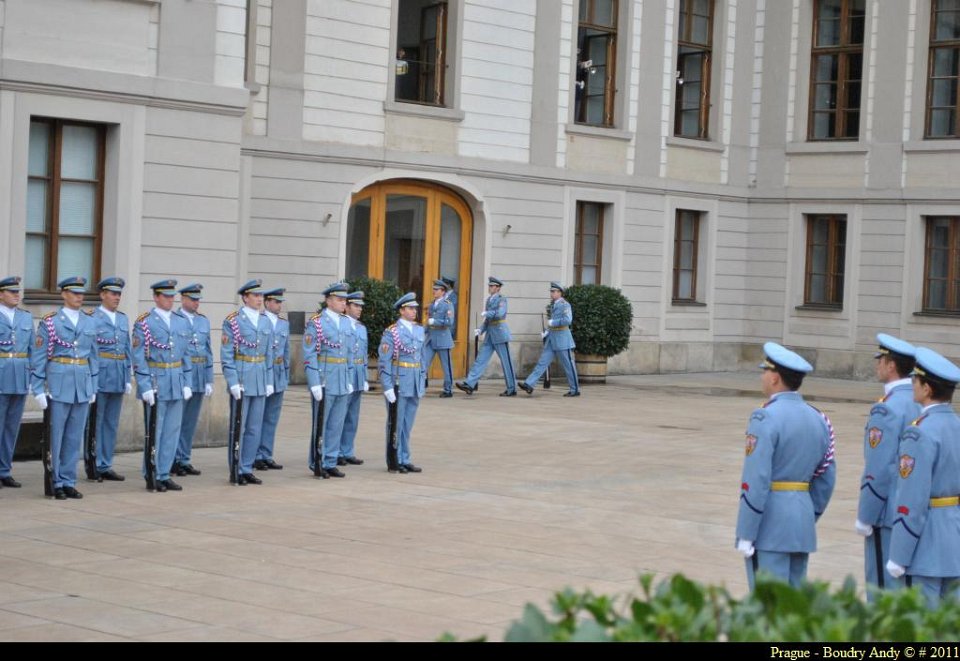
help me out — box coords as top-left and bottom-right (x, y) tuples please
(229, 376), (243, 485)
(473, 311), (481, 392)
(84, 398), (99, 480)
(540, 313), (551, 390)
(311, 385), (325, 477)
(143, 375), (158, 491)
(41, 404), (53, 497)
(386, 369), (400, 472)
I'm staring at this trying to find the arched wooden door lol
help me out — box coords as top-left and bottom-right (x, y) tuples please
(345, 180), (473, 378)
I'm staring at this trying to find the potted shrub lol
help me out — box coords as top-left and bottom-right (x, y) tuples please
(562, 284), (632, 384)
(344, 276), (403, 390)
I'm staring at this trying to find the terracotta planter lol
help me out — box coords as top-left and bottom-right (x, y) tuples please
(575, 352), (607, 384)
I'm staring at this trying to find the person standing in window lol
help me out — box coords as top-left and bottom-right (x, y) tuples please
(0, 276), (33, 489)
(456, 277), (517, 397)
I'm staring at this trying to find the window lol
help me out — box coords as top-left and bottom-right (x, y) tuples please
(575, 0), (618, 127)
(673, 210), (701, 301)
(395, 0), (448, 106)
(674, 0), (714, 139)
(926, 0), (960, 138)
(923, 217), (960, 312)
(26, 119), (105, 292)
(575, 202), (604, 284)
(809, 0), (865, 140)
(803, 214), (846, 307)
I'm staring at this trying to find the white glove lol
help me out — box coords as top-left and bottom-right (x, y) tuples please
(229, 384), (243, 401)
(204, 383), (214, 398)
(310, 385), (323, 402)
(548, 319), (556, 327)
(474, 328), (481, 337)
(482, 310), (492, 318)
(124, 383), (133, 396)
(90, 393), (97, 404)
(384, 388), (397, 404)
(428, 317), (436, 326)
(346, 383), (353, 394)
(34, 393), (48, 410)
(182, 386), (193, 401)
(736, 539), (755, 558)
(363, 380), (369, 392)
(854, 520), (873, 537)
(141, 390), (156, 407)
(541, 330), (549, 339)
(885, 560), (906, 578)
(265, 384), (274, 397)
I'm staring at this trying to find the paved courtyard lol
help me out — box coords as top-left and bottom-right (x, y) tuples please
(0, 372), (887, 641)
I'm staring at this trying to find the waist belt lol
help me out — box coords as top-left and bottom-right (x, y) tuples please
(99, 352), (125, 360)
(148, 361), (182, 369)
(393, 361), (420, 368)
(191, 356), (207, 364)
(0, 352), (28, 359)
(550, 326), (569, 331)
(319, 357), (347, 364)
(234, 355), (265, 363)
(51, 357), (88, 365)
(771, 481), (809, 492)
(274, 357), (285, 365)
(930, 496), (960, 508)
(353, 358), (365, 364)
(487, 320), (503, 325)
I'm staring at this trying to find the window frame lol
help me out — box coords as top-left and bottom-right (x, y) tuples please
(922, 216), (960, 313)
(574, 0), (619, 128)
(807, 0), (865, 141)
(394, 0), (449, 107)
(803, 214), (847, 308)
(925, 0), (960, 139)
(672, 209), (701, 302)
(26, 118), (106, 295)
(574, 201), (605, 285)
(673, 0), (714, 140)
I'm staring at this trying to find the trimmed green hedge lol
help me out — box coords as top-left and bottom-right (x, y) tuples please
(563, 284), (633, 358)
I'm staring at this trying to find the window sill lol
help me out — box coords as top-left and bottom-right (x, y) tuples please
(903, 140), (960, 153)
(383, 100), (465, 122)
(670, 300), (707, 307)
(564, 123), (633, 141)
(795, 304), (843, 312)
(913, 310), (960, 320)
(785, 142), (868, 155)
(665, 136), (725, 153)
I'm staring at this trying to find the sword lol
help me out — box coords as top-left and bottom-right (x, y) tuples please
(143, 373), (158, 491)
(41, 403), (53, 497)
(84, 398), (100, 481)
(541, 313), (551, 390)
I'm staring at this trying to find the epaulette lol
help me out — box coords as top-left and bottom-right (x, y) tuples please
(226, 311), (238, 321)
(172, 310), (185, 318)
(910, 415), (927, 427)
(279, 314), (287, 321)
(42, 311), (56, 320)
(196, 312), (206, 318)
(387, 323), (397, 331)
(136, 312), (150, 322)
(83, 308), (95, 315)
(116, 310), (127, 317)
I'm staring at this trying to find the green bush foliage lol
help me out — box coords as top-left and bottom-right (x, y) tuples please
(344, 276), (403, 359)
(563, 284), (633, 358)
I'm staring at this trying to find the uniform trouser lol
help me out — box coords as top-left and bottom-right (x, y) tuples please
(257, 390), (284, 461)
(340, 390), (362, 459)
(94, 391), (123, 473)
(177, 388), (205, 465)
(228, 394), (265, 476)
(142, 398), (184, 482)
(745, 550), (809, 590)
(864, 526), (904, 599)
(0, 394), (26, 478)
(422, 343), (453, 393)
(464, 336), (516, 391)
(306, 392), (350, 470)
(384, 395), (420, 466)
(49, 400), (89, 489)
(523, 346), (580, 393)
(905, 575), (960, 608)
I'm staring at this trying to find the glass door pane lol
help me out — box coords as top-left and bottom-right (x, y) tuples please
(346, 198), (371, 280)
(384, 194), (427, 312)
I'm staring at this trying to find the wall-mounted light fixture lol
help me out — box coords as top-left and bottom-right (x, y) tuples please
(322, 213), (332, 226)
(502, 224), (512, 236)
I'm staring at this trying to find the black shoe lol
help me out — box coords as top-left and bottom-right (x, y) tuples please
(499, 390), (516, 397)
(180, 463), (202, 476)
(316, 468), (330, 479)
(98, 470), (125, 482)
(0, 476), (22, 488)
(455, 381), (474, 395)
(153, 481), (167, 492)
(262, 459), (283, 470)
(439, 391), (453, 398)
(159, 479), (182, 491)
(563, 391), (581, 397)
(62, 486), (83, 499)
(54, 488), (67, 500)
(172, 464), (187, 476)
(240, 473), (262, 485)
(336, 457), (347, 466)
(518, 382), (533, 395)
(388, 465), (408, 474)
(343, 457), (364, 465)
(253, 460), (268, 471)
(401, 463), (422, 473)
(325, 467), (346, 478)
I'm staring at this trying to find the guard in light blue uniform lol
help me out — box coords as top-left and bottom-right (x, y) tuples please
(456, 277), (517, 396)
(256, 287), (289, 471)
(0, 276), (33, 489)
(339, 290), (368, 466)
(519, 282), (580, 397)
(442, 276), (458, 336)
(856, 334), (919, 595)
(304, 281), (355, 478)
(379, 292), (425, 473)
(90, 276), (132, 481)
(133, 280), (194, 492)
(887, 347), (960, 607)
(423, 279), (454, 397)
(30, 276), (100, 499)
(735, 342), (837, 589)
(221, 279), (275, 485)
(175, 283), (213, 476)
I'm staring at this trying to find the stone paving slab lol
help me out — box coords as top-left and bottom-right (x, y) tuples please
(0, 372), (928, 641)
